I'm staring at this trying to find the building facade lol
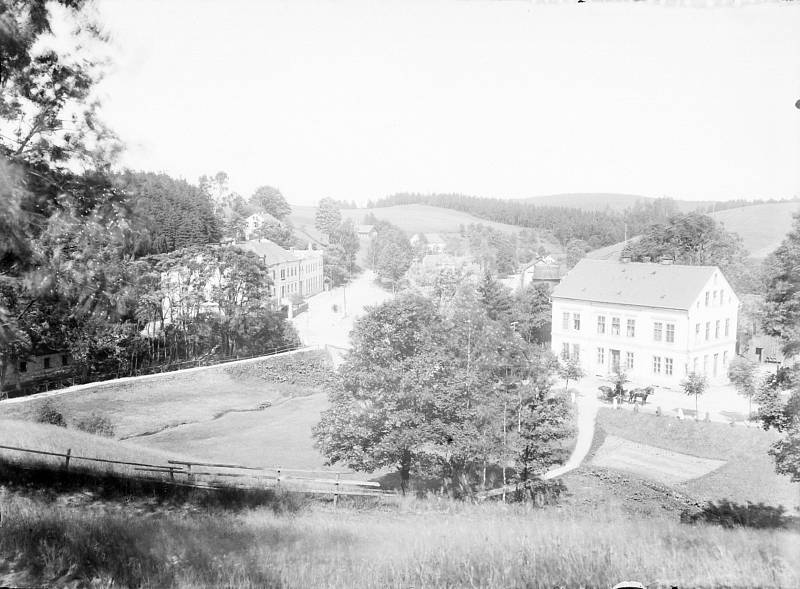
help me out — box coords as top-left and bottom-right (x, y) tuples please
(236, 239), (324, 305)
(551, 259), (739, 385)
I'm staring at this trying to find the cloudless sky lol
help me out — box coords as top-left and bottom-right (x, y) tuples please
(94, 0), (800, 206)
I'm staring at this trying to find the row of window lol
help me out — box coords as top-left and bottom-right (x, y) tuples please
(562, 343), (730, 378)
(562, 313), (676, 343)
(695, 319), (731, 343)
(278, 261), (322, 282)
(279, 275), (323, 298)
(700, 287), (729, 309)
(18, 355), (70, 373)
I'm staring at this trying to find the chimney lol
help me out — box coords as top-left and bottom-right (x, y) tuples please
(621, 256), (631, 263)
(642, 256), (651, 263)
(660, 256), (674, 265)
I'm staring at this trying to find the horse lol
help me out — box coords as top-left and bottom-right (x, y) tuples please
(628, 386), (654, 405)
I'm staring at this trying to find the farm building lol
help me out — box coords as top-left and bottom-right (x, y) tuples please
(236, 240), (324, 305)
(551, 259), (739, 385)
(410, 233), (447, 254)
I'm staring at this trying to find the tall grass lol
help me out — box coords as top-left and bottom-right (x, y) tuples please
(1, 494), (797, 588)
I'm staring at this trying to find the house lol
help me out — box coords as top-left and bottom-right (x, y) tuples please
(410, 233), (447, 254)
(236, 239), (324, 305)
(519, 257), (566, 289)
(550, 259), (739, 385)
(3, 348), (74, 395)
(244, 212), (281, 239)
(356, 224), (377, 239)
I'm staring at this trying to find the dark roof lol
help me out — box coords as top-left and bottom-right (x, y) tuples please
(551, 259), (719, 310)
(234, 240), (298, 264)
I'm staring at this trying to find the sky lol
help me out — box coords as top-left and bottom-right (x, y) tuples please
(93, 0), (800, 206)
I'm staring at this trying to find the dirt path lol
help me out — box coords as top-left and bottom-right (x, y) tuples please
(542, 388), (599, 480)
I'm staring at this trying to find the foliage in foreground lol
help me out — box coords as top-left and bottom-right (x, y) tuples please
(0, 494), (797, 589)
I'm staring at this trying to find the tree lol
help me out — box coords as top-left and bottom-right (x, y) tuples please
(513, 283), (552, 344)
(315, 198), (342, 237)
(762, 212), (800, 357)
(564, 239), (590, 269)
(558, 357), (584, 393)
(251, 219), (295, 249)
(314, 295), (450, 493)
(249, 186), (291, 220)
(727, 356), (759, 417)
(477, 270), (512, 321)
(681, 372), (708, 418)
(329, 218), (359, 267)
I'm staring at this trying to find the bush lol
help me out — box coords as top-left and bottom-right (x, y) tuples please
(36, 401), (66, 428)
(75, 413), (115, 437)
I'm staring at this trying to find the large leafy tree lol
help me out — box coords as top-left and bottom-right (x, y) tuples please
(755, 213), (800, 481)
(249, 185), (291, 220)
(512, 282), (551, 344)
(477, 270), (513, 321)
(314, 197), (342, 237)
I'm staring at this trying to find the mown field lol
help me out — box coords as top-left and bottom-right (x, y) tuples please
(0, 349), (333, 441)
(710, 201), (799, 259)
(593, 409), (800, 511)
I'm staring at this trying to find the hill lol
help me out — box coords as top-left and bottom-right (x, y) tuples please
(586, 201), (799, 261)
(711, 201), (800, 258)
(520, 193), (715, 213)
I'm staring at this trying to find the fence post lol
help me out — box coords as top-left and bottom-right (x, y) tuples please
(169, 467), (175, 481)
(186, 463), (193, 482)
(276, 467), (281, 488)
(64, 448), (71, 472)
(334, 472), (340, 508)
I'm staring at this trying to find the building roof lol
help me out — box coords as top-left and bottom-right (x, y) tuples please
(356, 224), (375, 234)
(424, 232), (446, 244)
(551, 259), (720, 310)
(235, 239), (298, 264)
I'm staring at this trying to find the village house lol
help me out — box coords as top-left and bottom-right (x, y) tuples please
(410, 233), (447, 254)
(236, 239), (324, 306)
(243, 212), (282, 239)
(356, 224), (377, 239)
(518, 256), (565, 289)
(550, 258), (739, 385)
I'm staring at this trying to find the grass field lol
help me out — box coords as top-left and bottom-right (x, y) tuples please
(595, 409), (800, 510)
(0, 350), (330, 441)
(1, 491), (798, 589)
(710, 201), (799, 258)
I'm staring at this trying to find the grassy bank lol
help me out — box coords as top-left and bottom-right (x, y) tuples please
(0, 349), (333, 440)
(0, 493), (797, 588)
(595, 409), (800, 510)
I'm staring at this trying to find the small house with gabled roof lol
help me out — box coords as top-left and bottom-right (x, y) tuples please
(551, 259), (739, 384)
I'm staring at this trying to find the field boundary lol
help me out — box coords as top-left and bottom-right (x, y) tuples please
(0, 346), (322, 405)
(0, 443), (390, 500)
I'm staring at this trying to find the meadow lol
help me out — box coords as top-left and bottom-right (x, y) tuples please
(1, 489), (798, 589)
(594, 409), (800, 511)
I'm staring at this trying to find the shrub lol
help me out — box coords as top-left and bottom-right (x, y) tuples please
(75, 413), (115, 437)
(36, 401), (66, 428)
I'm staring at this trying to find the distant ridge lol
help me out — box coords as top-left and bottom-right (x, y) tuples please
(521, 193), (715, 213)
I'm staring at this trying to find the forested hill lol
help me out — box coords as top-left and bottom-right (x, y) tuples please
(369, 193), (678, 248)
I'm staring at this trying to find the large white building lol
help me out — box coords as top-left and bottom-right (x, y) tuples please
(550, 259), (739, 385)
(236, 239), (324, 305)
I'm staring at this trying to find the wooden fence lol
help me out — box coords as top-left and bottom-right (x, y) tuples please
(0, 444), (389, 502)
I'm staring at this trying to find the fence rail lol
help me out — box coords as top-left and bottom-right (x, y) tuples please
(0, 443), (389, 501)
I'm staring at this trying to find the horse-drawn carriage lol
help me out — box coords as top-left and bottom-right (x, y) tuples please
(598, 383), (653, 405)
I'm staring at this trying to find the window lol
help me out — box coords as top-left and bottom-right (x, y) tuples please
(561, 343), (570, 359)
(653, 356), (662, 374)
(653, 322), (663, 341)
(19, 361), (27, 373)
(713, 290), (718, 305)
(562, 312), (569, 330)
(693, 357), (698, 373)
(611, 317), (620, 336)
(705, 322), (710, 341)
(713, 353), (719, 377)
(725, 318), (730, 337)
(705, 291), (709, 306)
(43, 357), (51, 369)
(626, 319), (635, 337)
(597, 316), (606, 334)
(666, 323), (675, 343)
(626, 352), (634, 370)
(723, 351), (729, 367)
(61, 355), (69, 366)
(597, 347), (605, 365)
(572, 344), (580, 361)
(280, 268), (285, 280)
(715, 320), (720, 339)
(573, 313), (581, 331)
(665, 358), (673, 376)
(703, 355), (709, 374)
(695, 323), (700, 343)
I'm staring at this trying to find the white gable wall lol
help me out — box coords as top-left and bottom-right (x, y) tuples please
(551, 267), (738, 386)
